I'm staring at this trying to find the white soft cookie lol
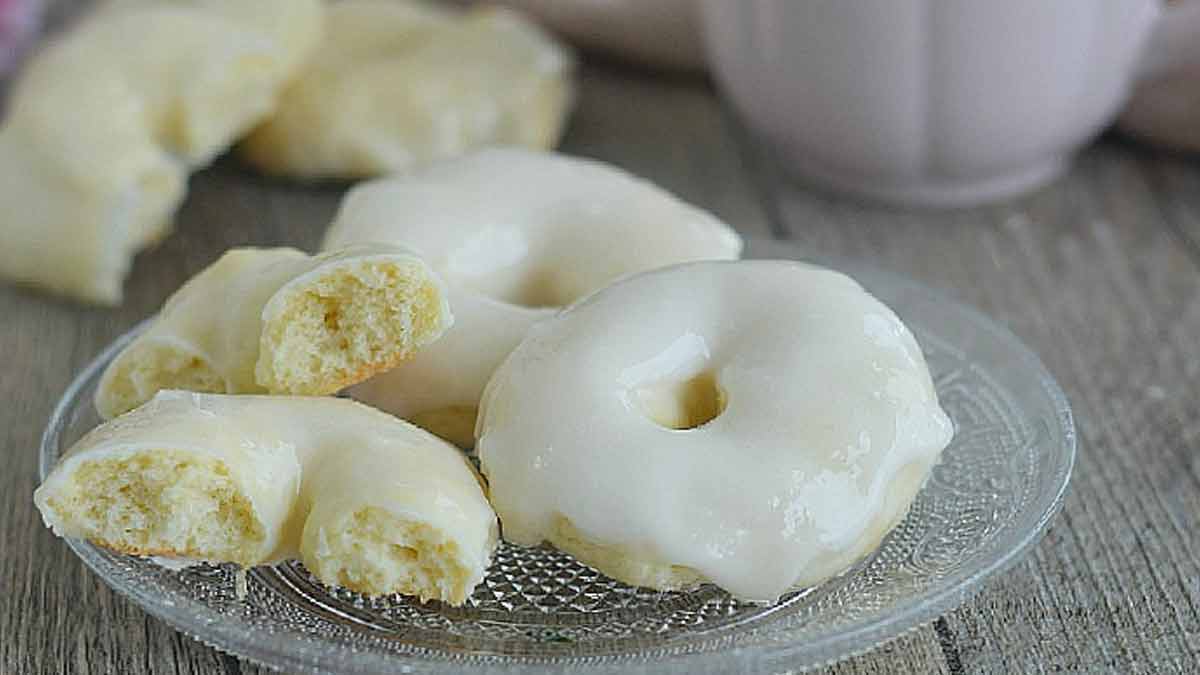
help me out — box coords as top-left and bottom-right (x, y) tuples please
(323, 149), (743, 446)
(36, 391), (497, 604)
(96, 245), (452, 419)
(240, 0), (574, 179)
(0, 0), (321, 304)
(477, 261), (954, 602)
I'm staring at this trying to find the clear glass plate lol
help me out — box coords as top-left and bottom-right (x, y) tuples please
(39, 239), (1075, 674)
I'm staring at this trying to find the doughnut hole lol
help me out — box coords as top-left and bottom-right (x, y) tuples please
(498, 266), (570, 308)
(635, 371), (727, 430)
(446, 229), (577, 308)
(459, 262), (572, 309)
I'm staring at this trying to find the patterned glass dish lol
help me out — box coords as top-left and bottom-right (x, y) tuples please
(39, 239), (1075, 674)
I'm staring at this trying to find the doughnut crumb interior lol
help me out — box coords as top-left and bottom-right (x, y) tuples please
(96, 245), (454, 419)
(305, 506), (478, 602)
(39, 450), (265, 567)
(255, 256), (450, 395)
(100, 349), (229, 420)
(36, 392), (498, 605)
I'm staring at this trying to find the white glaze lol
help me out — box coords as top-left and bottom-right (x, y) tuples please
(476, 261), (954, 602)
(93, 244), (452, 419)
(323, 149), (743, 433)
(241, 0), (575, 178)
(37, 390), (497, 573)
(0, 0), (321, 303)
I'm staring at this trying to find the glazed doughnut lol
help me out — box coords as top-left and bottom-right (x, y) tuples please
(476, 261), (954, 602)
(322, 149), (743, 446)
(0, 0), (321, 304)
(35, 391), (497, 604)
(95, 245), (452, 420)
(240, 0), (574, 179)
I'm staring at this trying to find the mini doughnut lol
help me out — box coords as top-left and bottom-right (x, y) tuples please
(240, 0), (574, 179)
(35, 391), (498, 604)
(0, 0), (321, 304)
(476, 261), (954, 602)
(96, 245), (452, 420)
(322, 149), (743, 446)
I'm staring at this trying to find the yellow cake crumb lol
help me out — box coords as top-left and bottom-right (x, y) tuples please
(43, 450), (265, 566)
(304, 507), (476, 605)
(256, 259), (448, 395)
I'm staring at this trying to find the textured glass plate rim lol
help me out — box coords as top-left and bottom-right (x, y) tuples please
(38, 242), (1076, 674)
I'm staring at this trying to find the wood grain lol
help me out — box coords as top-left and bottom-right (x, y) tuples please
(1139, 141), (1200, 267)
(3, 56), (1198, 674)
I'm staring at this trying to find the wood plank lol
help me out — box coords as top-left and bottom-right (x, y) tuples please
(757, 140), (1200, 674)
(823, 632), (951, 675)
(1139, 139), (1200, 267)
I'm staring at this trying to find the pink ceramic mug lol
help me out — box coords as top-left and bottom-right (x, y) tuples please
(700, 0), (1200, 206)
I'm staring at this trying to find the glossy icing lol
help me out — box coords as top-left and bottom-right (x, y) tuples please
(0, 0), (321, 303)
(241, 1), (575, 178)
(94, 244), (452, 419)
(476, 261), (954, 602)
(37, 390), (497, 572)
(323, 149), (743, 438)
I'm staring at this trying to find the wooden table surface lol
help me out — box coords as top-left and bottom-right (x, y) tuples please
(3, 59), (1199, 674)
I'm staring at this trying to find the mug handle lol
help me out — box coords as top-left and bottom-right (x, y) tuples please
(1138, 1), (1200, 81)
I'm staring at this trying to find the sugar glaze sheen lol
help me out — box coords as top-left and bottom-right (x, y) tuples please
(477, 260), (955, 603)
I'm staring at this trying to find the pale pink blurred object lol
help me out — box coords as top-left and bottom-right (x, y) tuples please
(0, 0), (41, 77)
(700, 0), (1200, 207)
(1119, 1), (1200, 153)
